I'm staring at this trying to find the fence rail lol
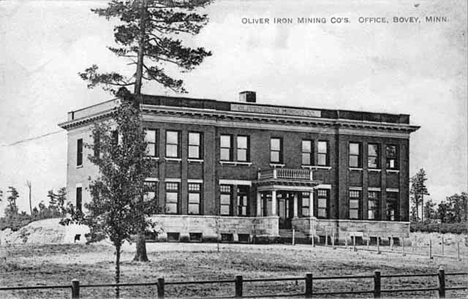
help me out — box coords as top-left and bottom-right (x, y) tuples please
(1, 268), (466, 298)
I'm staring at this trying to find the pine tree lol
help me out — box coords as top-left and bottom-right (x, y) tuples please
(410, 168), (430, 222)
(79, 0), (212, 95)
(5, 187), (19, 218)
(79, 0), (213, 262)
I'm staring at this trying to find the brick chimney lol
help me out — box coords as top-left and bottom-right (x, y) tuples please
(239, 91), (256, 103)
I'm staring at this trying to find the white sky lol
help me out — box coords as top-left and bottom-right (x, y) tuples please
(0, 0), (467, 213)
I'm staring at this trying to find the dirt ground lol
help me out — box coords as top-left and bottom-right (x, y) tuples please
(1, 241), (467, 299)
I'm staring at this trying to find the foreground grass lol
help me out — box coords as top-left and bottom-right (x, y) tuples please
(1, 242), (467, 298)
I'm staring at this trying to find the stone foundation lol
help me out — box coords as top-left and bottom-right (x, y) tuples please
(148, 215), (279, 242)
(146, 215), (408, 245)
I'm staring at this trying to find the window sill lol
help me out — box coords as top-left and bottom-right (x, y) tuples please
(270, 163), (285, 168)
(386, 169), (400, 173)
(76, 165), (83, 169)
(369, 168), (382, 172)
(146, 157), (160, 161)
(220, 161), (252, 166)
(165, 158), (182, 162)
(188, 159), (204, 163)
(302, 165), (332, 170)
(349, 168), (363, 171)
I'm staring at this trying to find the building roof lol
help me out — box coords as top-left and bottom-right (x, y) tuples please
(59, 93), (420, 133)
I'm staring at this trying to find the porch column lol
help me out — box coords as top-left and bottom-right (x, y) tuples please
(293, 192), (298, 218)
(256, 192), (262, 216)
(271, 190), (277, 216)
(309, 191), (314, 217)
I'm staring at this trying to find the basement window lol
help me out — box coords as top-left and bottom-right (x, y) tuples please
(189, 233), (202, 242)
(238, 234), (250, 243)
(167, 232), (180, 242)
(221, 233), (233, 242)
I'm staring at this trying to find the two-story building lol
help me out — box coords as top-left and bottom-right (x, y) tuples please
(59, 91), (419, 244)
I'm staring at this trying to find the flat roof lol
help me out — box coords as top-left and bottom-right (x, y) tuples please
(139, 94), (411, 125)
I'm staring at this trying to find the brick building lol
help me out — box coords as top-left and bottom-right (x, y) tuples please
(59, 91), (419, 244)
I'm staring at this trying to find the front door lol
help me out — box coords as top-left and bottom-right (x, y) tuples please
(278, 192), (294, 229)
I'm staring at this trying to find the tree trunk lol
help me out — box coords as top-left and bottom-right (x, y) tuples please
(133, 231), (149, 262)
(421, 195), (424, 223)
(115, 244), (121, 299)
(132, 0), (150, 263)
(134, 0), (147, 95)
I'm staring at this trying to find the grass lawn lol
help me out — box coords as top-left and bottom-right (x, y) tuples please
(1, 241), (467, 298)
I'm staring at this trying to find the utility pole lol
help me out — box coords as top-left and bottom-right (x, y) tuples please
(26, 181), (32, 215)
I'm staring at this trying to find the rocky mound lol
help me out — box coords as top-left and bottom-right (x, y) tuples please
(0, 218), (90, 245)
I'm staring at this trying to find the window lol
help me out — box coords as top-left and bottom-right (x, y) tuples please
(349, 142), (361, 168)
(77, 139), (83, 166)
(93, 132), (100, 157)
(301, 192), (310, 217)
(188, 183), (202, 215)
(76, 187), (82, 213)
(270, 137), (282, 163)
(302, 140), (313, 165)
(237, 136), (249, 162)
(237, 186), (249, 216)
(368, 191), (380, 220)
(220, 185), (232, 215)
(368, 144), (380, 169)
(386, 145), (398, 169)
(317, 141), (329, 166)
(112, 130), (119, 145)
(145, 129), (157, 157)
(143, 181), (158, 202)
(386, 192), (398, 221)
(349, 190), (361, 219)
(165, 183), (179, 214)
(260, 192), (271, 216)
(317, 189), (329, 218)
(220, 135), (232, 161)
(144, 181), (158, 214)
(188, 132), (202, 159)
(166, 131), (180, 158)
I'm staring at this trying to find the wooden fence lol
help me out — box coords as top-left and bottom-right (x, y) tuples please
(0, 268), (466, 298)
(281, 229), (467, 260)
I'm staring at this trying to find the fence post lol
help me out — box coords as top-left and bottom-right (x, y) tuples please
(345, 233), (348, 248)
(457, 241), (461, 260)
(292, 229), (295, 246)
(235, 275), (243, 297)
(353, 234), (357, 252)
(325, 231), (328, 247)
(438, 267), (445, 298)
(373, 270), (381, 298)
(332, 231), (336, 250)
(429, 239), (433, 259)
(402, 238), (406, 256)
(377, 237), (381, 254)
(71, 279), (80, 299)
(390, 236), (394, 251)
(157, 278), (165, 298)
(441, 235), (444, 256)
(305, 273), (313, 298)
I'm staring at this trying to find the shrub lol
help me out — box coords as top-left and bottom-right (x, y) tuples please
(410, 222), (467, 234)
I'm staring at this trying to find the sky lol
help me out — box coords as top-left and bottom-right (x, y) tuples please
(0, 0), (467, 213)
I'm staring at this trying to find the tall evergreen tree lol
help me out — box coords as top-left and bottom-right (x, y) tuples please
(79, 0), (213, 262)
(79, 0), (212, 95)
(410, 168), (430, 222)
(5, 187), (19, 218)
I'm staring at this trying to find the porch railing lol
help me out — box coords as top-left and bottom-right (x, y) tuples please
(258, 168), (313, 181)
